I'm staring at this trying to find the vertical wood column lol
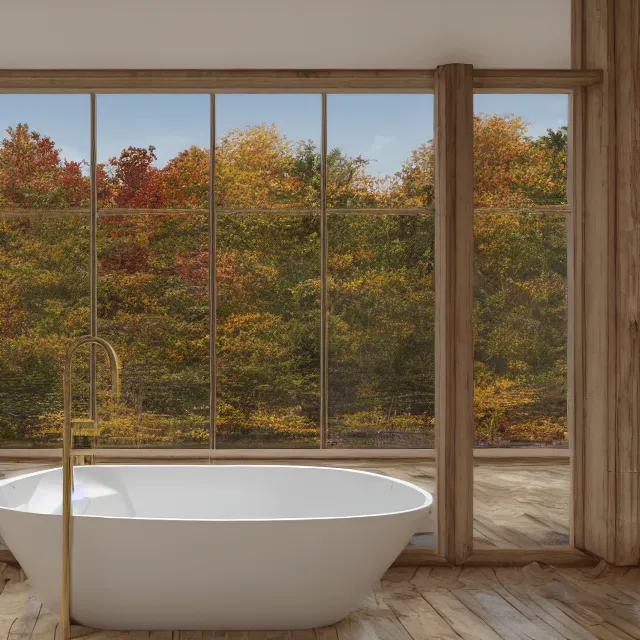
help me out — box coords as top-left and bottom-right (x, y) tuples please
(571, 0), (617, 562)
(613, 0), (640, 566)
(567, 47), (585, 549)
(434, 63), (474, 564)
(573, 0), (640, 565)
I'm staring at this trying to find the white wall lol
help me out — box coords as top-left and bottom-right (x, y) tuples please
(0, 0), (570, 69)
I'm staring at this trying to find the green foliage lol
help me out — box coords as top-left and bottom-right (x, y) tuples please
(0, 118), (569, 448)
(474, 213), (567, 445)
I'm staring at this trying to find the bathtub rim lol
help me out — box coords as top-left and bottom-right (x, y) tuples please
(0, 464), (433, 523)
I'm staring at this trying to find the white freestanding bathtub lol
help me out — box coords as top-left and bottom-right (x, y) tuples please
(0, 465), (431, 630)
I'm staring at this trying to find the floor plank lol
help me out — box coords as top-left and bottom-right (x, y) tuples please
(0, 563), (638, 639)
(8, 595), (42, 640)
(381, 575), (462, 639)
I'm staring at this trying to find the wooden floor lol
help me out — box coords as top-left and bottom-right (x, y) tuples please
(473, 460), (569, 549)
(0, 458), (569, 552)
(1, 561), (639, 639)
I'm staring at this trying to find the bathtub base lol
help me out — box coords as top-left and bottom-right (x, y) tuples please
(0, 465), (432, 631)
(71, 610), (356, 632)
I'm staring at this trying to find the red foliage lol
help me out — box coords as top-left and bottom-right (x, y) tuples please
(100, 243), (150, 274)
(0, 123), (89, 209)
(176, 250), (208, 282)
(59, 160), (89, 207)
(107, 146), (163, 208)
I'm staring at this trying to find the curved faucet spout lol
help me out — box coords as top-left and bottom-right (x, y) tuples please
(61, 335), (120, 640)
(63, 335), (120, 407)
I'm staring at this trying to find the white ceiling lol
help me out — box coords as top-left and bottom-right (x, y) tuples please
(0, 0), (570, 69)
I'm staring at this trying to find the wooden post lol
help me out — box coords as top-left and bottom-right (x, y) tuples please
(613, 0), (640, 566)
(434, 63), (474, 565)
(573, 0), (640, 565)
(571, 0), (617, 564)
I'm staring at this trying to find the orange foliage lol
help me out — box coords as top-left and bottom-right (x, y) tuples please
(474, 114), (550, 208)
(0, 117), (569, 448)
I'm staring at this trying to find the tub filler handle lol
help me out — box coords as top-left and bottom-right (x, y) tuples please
(62, 336), (120, 640)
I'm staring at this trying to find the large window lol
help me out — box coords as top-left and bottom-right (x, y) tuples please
(0, 74), (591, 577)
(0, 93), (435, 450)
(0, 89), (568, 463)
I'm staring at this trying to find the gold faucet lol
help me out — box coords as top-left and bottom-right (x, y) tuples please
(62, 336), (120, 640)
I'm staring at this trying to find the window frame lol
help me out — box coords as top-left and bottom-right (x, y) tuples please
(0, 67), (601, 567)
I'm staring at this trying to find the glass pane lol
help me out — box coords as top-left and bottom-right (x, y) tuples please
(97, 95), (210, 447)
(0, 96), (90, 447)
(473, 95), (568, 448)
(473, 94), (569, 549)
(327, 95), (435, 448)
(215, 95), (321, 448)
(475, 212), (567, 447)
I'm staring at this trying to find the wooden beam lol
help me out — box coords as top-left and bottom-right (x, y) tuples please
(0, 69), (434, 93)
(0, 69), (602, 94)
(393, 549), (451, 567)
(463, 548), (597, 568)
(571, 0), (618, 565)
(473, 69), (602, 92)
(573, 0), (640, 566)
(0, 447), (571, 460)
(569, 0), (587, 555)
(613, 0), (640, 566)
(568, 88), (585, 551)
(434, 63), (475, 565)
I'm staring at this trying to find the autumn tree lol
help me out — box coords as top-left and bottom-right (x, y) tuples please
(292, 141), (386, 208)
(103, 145), (164, 208)
(0, 117), (569, 448)
(162, 145), (209, 209)
(215, 125), (299, 209)
(529, 126), (568, 204)
(473, 118), (568, 445)
(387, 116), (566, 210)
(390, 142), (435, 208)
(0, 123), (89, 209)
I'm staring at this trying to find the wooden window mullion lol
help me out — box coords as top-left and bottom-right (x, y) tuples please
(434, 63), (475, 564)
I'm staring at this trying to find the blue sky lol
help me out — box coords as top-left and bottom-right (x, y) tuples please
(0, 94), (568, 178)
